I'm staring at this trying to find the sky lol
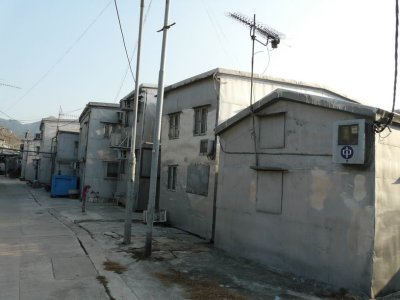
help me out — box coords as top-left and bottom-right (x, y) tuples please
(0, 0), (398, 123)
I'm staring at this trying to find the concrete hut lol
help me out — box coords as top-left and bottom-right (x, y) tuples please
(214, 89), (400, 298)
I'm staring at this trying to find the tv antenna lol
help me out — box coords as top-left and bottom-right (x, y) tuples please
(227, 12), (284, 169)
(227, 12), (284, 105)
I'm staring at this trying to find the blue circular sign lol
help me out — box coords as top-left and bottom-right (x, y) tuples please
(341, 146), (354, 160)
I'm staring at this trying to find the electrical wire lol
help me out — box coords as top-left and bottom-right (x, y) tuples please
(113, 0), (153, 103)
(201, 0), (241, 69)
(5, 0), (113, 112)
(374, 0), (398, 133)
(113, 0), (136, 84)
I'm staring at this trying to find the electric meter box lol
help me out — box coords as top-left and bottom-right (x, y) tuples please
(332, 119), (366, 164)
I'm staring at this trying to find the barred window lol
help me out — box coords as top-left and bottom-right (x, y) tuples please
(167, 165), (177, 191)
(169, 113), (180, 139)
(193, 106), (208, 135)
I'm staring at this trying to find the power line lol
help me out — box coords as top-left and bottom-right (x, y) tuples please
(4, 0), (113, 112)
(114, 0), (153, 103)
(113, 0), (136, 84)
(374, 0), (399, 133)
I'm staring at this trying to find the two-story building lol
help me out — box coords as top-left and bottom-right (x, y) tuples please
(53, 130), (79, 176)
(159, 68), (358, 240)
(37, 118), (79, 185)
(78, 102), (120, 201)
(21, 133), (41, 182)
(111, 84), (158, 210)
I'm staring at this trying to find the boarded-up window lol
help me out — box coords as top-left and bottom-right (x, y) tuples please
(186, 164), (210, 196)
(259, 113), (285, 149)
(256, 171), (283, 214)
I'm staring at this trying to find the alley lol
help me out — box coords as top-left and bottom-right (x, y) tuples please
(0, 177), (108, 300)
(4, 176), (400, 300)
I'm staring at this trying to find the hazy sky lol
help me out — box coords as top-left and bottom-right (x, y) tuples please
(0, 0), (398, 122)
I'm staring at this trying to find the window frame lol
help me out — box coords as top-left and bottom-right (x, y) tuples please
(193, 106), (208, 136)
(167, 165), (177, 191)
(168, 112), (180, 139)
(105, 161), (119, 179)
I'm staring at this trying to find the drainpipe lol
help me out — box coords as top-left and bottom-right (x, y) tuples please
(211, 72), (220, 243)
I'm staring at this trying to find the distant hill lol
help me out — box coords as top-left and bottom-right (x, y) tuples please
(0, 118), (41, 138)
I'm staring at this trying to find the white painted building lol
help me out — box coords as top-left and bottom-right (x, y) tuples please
(111, 84), (158, 210)
(78, 102), (121, 201)
(214, 89), (400, 298)
(53, 130), (79, 176)
(21, 133), (41, 182)
(159, 68), (358, 240)
(37, 118), (79, 184)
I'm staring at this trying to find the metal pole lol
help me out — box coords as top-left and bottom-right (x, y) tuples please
(145, 0), (172, 257)
(123, 0), (145, 244)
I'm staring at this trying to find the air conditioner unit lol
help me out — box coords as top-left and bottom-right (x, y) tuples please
(200, 139), (214, 156)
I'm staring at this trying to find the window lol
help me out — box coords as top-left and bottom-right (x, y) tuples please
(106, 162), (118, 178)
(199, 139), (214, 155)
(124, 112), (130, 127)
(119, 160), (125, 174)
(169, 113), (180, 139)
(104, 124), (111, 138)
(167, 165), (177, 191)
(193, 106), (208, 135)
(73, 141), (78, 156)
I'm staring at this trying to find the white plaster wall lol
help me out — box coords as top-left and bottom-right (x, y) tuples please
(372, 124), (400, 297)
(55, 132), (79, 176)
(38, 120), (79, 184)
(161, 79), (218, 239)
(80, 108), (119, 200)
(216, 100), (375, 294)
(23, 139), (40, 181)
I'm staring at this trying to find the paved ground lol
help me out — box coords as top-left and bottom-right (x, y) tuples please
(1, 176), (398, 300)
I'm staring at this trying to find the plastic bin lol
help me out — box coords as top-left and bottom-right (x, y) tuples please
(51, 175), (79, 197)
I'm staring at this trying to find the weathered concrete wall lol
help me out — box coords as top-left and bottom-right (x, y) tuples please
(79, 108), (119, 200)
(23, 139), (40, 181)
(55, 132), (79, 176)
(216, 100), (376, 294)
(372, 124), (400, 297)
(161, 79), (218, 239)
(115, 86), (158, 209)
(160, 73), (357, 240)
(38, 120), (79, 184)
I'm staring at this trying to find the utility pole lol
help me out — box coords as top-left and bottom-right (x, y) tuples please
(145, 0), (173, 257)
(123, 0), (145, 244)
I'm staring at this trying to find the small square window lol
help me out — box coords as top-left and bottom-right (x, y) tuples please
(167, 165), (177, 191)
(193, 106), (208, 135)
(169, 113), (180, 139)
(106, 162), (119, 178)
